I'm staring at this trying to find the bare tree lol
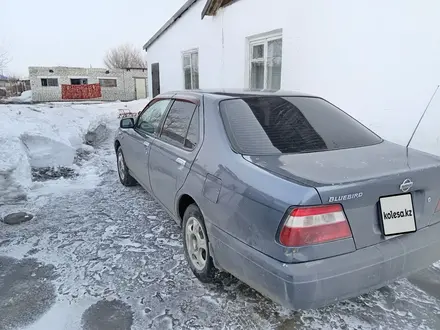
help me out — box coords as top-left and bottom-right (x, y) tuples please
(7, 73), (20, 82)
(104, 44), (147, 69)
(0, 48), (11, 72)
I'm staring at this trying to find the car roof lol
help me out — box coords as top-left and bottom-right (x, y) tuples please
(158, 89), (316, 100)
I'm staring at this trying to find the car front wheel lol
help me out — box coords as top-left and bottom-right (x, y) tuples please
(116, 147), (137, 186)
(183, 204), (216, 283)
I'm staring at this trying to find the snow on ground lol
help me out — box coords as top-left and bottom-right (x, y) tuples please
(1, 99), (440, 330)
(0, 98), (148, 209)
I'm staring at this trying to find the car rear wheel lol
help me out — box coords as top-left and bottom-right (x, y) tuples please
(117, 147), (137, 186)
(183, 204), (216, 283)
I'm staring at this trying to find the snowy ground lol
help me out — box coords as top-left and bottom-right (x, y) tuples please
(1, 100), (440, 330)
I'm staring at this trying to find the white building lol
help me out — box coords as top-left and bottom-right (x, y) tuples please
(143, 0), (440, 154)
(29, 66), (148, 102)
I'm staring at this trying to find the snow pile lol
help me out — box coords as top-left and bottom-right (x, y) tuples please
(0, 99), (149, 205)
(0, 136), (32, 204)
(4, 90), (33, 103)
(22, 134), (77, 168)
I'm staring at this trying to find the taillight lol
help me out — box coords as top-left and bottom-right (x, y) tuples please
(435, 199), (440, 213)
(279, 204), (352, 247)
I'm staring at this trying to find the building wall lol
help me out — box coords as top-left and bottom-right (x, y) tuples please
(145, 0), (440, 155)
(146, 0), (223, 95)
(29, 67), (148, 102)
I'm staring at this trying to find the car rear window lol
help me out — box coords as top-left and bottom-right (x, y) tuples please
(219, 96), (382, 155)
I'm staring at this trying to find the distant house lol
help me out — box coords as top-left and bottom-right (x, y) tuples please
(21, 78), (31, 91)
(143, 0), (440, 120)
(0, 75), (7, 97)
(0, 75), (30, 98)
(0, 75), (8, 88)
(29, 66), (148, 102)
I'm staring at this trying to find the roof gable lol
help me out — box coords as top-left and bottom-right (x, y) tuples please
(201, 0), (237, 18)
(143, 0), (239, 51)
(143, 0), (198, 51)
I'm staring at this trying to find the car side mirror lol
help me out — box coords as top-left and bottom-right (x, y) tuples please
(120, 118), (135, 129)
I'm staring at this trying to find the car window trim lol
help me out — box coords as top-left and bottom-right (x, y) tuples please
(134, 98), (172, 137)
(156, 100), (199, 152)
(182, 107), (199, 150)
(157, 100), (175, 137)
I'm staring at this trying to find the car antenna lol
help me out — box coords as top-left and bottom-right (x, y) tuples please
(406, 85), (440, 156)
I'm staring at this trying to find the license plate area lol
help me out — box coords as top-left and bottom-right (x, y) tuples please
(379, 193), (417, 236)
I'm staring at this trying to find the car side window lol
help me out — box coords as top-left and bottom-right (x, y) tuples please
(136, 99), (171, 135)
(160, 101), (197, 147)
(184, 108), (199, 149)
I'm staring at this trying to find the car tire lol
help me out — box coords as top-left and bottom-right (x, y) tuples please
(183, 204), (216, 283)
(116, 147), (137, 187)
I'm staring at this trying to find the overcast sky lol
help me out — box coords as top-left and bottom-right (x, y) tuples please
(1, 0), (187, 77)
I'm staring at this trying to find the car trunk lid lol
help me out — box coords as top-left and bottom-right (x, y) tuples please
(244, 141), (440, 249)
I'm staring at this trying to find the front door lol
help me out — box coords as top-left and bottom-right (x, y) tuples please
(123, 99), (171, 191)
(134, 78), (147, 99)
(151, 63), (160, 98)
(149, 100), (201, 213)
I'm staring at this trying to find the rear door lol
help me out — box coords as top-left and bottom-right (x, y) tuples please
(148, 99), (201, 213)
(123, 98), (172, 191)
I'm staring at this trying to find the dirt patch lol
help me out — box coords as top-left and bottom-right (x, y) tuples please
(0, 256), (57, 330)
(32, 166), (78, 182)
(81, 299), (133, 330)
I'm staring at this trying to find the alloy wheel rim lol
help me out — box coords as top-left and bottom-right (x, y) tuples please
(117, 151), (126, 181)
(185, 216), (208, 271)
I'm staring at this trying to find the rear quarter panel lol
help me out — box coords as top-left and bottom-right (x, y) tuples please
(181, 96), (355, 264)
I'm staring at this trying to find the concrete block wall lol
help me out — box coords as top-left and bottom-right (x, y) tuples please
(29, 66), (148, 102)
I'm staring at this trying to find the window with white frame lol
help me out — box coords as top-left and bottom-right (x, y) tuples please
(182, 49), (199, 90)
(248, 31), (283, 90)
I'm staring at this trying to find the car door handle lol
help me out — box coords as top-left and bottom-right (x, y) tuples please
(143, 141), (150, 148)
(175, 158), (186, 166)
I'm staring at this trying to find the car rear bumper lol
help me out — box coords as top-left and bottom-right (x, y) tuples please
(208, 221), (440, 310)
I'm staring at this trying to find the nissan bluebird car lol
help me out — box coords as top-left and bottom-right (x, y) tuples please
(114, 89), (440, 309)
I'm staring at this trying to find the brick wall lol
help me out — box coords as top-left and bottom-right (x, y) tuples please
(29, 66), (148, 102)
